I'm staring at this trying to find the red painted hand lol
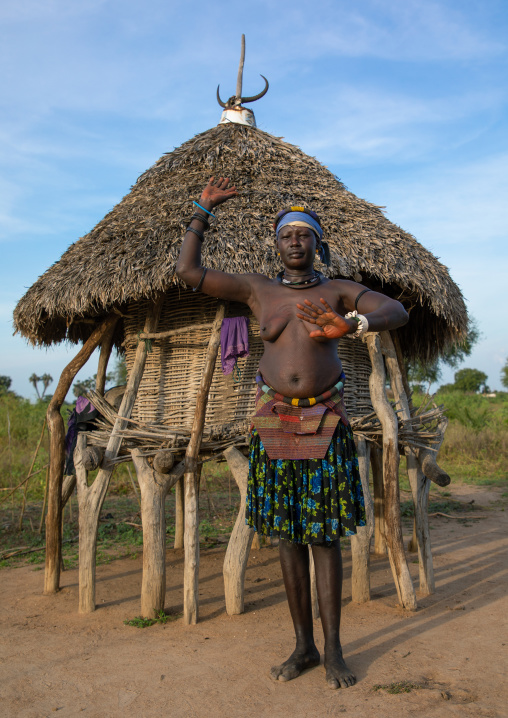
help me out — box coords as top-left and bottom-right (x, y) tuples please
(200, 176), (238, 208)
(296, 298), (356, 339)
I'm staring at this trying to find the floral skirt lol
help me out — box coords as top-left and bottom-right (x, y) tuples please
(246, 422), (365, 544)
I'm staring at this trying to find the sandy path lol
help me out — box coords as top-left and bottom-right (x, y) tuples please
(0, 485), (506, 718)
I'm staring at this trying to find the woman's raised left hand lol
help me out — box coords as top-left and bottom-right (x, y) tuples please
(296, 298), (357, 339)
(200, 176), (238, 209)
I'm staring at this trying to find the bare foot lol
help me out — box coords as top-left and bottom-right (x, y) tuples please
(270, 646), (320, 682)
(324, 646), (356, 689)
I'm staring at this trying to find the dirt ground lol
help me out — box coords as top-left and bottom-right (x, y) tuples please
(1, 483), (507, 718)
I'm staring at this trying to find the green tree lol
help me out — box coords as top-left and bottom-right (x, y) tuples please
(407, 360), (441, 389)
(113, 355), (127, 385)
(0, 375), (12, 394)
(73, 372), (114, 398)
(501, 358), (508, 390)
(72, 353), (126, 398)
(453, 368), (488, 393)
(408, 316), (480, 389)
(441, 317), (480, 369)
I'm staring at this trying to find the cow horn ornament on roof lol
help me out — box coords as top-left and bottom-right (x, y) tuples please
(216, 75), (269, 109)
(216, 34), (269, 116)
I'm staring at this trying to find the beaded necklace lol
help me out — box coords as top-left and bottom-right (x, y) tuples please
(255, 372), (345, 407)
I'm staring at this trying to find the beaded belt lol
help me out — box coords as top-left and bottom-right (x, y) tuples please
(255, 372), (346, 407)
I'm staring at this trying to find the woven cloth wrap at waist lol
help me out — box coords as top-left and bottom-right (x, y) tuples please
(251, 373), (349, 460)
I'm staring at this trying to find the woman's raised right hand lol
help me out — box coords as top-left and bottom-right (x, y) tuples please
(200, 176), (238, 209)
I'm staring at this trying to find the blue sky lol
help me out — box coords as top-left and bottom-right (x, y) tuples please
(1, 0), (507, 399)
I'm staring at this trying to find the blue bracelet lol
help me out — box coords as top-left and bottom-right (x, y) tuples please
(193, 201), (216, 219)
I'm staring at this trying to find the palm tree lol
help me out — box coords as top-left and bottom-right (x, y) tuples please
(40, 373), (53, 398)
(29, 373), (41, 399)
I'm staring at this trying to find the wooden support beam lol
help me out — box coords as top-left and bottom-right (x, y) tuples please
(380, 331), (435, 596)
(415, 444), (450, 487)
(223, 446), (255, 615)
(75, 298), (163, 612)
(131, 450), (183, 617)
(309, 547), (320, 620)
(95, 318), (118, 395)
(371, 444), (386, 555)
(61, 475), (76, 507)
(184, 301), (226, 625)
(367, 333), (417, 611)
(409, 466), (434, 594)
(75, 434), (108, 613)
(390, 330), (450, 487)
(136, 322), (214, 341)
(350, 437), (374, 603)
(105, 296), (164, 465)
(44, 314), (117, 595)
(174, 478), (184, 549)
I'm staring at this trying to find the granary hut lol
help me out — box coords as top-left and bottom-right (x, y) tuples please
(14, 59), (468, 623)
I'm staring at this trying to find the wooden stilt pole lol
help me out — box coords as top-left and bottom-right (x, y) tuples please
(62, 475), (76, 507)
(408, 519), (418, 553)
(95, 319), (118, 395)
(74, 434), (97, 613)
(409, 466), (434, 593)
(390, 331), (450, 488)
(223, 446), (255, 615)
(366, 333), (416, 611)
(184, 301), (226, 625)
(309, 547), (320, 620)
(126, 464), (141, 510)
(380, 331), (435, 595)
(174, 477), (184, 549)
(371, 444), (386, 555)
(131, 450), (184, 617)
(39, 465), (50, 534)
(75, 298), (163, 612)
(350, 436), (373, 603)
(44, 314), (118, 595)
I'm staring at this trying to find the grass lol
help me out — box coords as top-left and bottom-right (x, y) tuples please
(123, 610), (181, 628)
(399, 496), (477, 518)
(0, 459), (242, 569)
(1, 389), (507, 571)
(399, 389), (508, 489)
(373, 681), (423, 694)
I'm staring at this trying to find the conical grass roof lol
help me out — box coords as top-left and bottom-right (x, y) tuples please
(13, 123), (467, 363)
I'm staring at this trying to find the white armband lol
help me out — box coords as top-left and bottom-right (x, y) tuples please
(345, 311), (369, 338)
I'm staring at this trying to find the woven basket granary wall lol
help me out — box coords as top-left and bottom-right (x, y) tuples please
(124, 290), (374, 438)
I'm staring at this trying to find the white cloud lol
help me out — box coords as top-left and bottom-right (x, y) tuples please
(278, 82), (504, 169)
(377, 153), (508, 248)
(246, 0), (505, 62)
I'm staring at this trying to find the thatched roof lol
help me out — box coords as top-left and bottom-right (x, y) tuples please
(13, 123), (467, 362)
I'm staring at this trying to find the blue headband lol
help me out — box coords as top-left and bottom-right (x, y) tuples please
(275, 212), (323, 240)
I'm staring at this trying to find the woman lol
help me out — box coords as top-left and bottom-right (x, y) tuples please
(176, 177), (408, 689)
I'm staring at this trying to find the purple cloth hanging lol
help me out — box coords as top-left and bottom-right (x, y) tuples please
(64, 397), (97, 474)
(220, 317), (250, 374)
